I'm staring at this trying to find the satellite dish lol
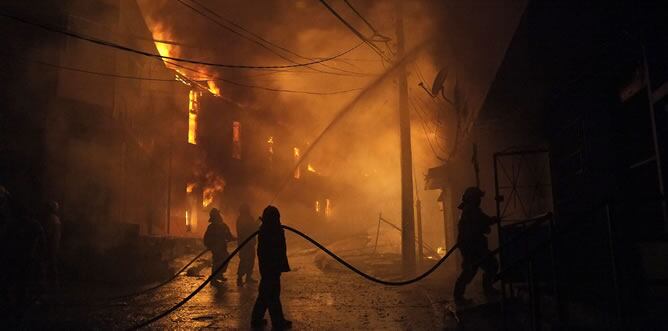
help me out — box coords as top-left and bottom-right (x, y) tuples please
(431, 68), (448, 96)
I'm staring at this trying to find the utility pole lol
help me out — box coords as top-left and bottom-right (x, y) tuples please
(396, 0), (416, 275)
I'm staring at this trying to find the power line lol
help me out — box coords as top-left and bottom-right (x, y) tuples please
(408, 97), (447, 160)
(6, 55), (362, 96)
(179, 0), (374, 78)
(0, 11), (359, 70)
(342, 0), (390, 43)
(317, 0), (392, 63)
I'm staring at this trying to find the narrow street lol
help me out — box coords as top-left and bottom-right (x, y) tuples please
(28, 233), (456, 330)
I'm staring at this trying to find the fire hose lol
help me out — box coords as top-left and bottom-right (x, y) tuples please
(107, 248), (210, 300)
(128, 226), (461, 330)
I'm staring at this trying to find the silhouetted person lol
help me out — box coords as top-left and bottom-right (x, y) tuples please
(42, 201), (62, 287)
(236, 203), (258, 286)
(453, 187), (499, 303)
(251, 206), (292, 330)
(203, 208), (235, 285)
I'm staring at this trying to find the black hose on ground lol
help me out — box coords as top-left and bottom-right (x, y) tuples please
(108, 248), (210, 300)
(129, 226), (460, 329)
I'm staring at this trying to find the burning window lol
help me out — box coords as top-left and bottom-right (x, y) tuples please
(188, 90), (201, 145)
(325, 199), (332, 217)
(293, 147), (301, 179)
(232, 121), (241, 160)
(185, 210), (192, 232)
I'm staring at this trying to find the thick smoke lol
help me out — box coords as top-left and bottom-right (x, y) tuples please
(137, 0), (448, 248)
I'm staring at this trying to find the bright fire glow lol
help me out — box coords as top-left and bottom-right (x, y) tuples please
(307, 163), (316, 173)
(202, 172), (225, 208)
(186, 182), (195, 193)
(188, 90), (200, 145)
(207, 80), (221, 96)
(325, 198), (332, 217)
(293, 147), (301, 179)
(315, 200), (320, 213)
(267, 136), (274, 155)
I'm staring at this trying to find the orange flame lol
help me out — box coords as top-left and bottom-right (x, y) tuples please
(188, 90), (200, 145)
(325, 198), (332, 217)
(293, 147), (301, 179)
(207, 80), (221, 96)
(202, 172), (225, 208)
(186, 182), (196, 193)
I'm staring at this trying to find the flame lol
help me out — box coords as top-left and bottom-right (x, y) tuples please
(267, 136), (274, 154)
(293, 147), (301, 179)
(186, 182), (196, 193)
(307, 163), (316, 173)
(325, 199), (332, 217)
(202, 172), (225, 208)
(149, 22), (180, 69)
(188, 90), (200, 145)
(207, 80), (221, 96)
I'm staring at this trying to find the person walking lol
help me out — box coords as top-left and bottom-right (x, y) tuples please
(251, 206), (292, 330)
(453, 187), (500, 303)
(203, 208), (235, 285)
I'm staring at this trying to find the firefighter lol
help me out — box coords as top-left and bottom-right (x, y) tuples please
(236, 203), (258, 287)
(453, 187), (500, 303)
(203, 208), (235, 285)
(42, 201), (62, 287)
(251, 206), (292, 330)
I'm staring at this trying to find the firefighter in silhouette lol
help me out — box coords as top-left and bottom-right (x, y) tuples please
(453, 187), (500, 303)
(236, 203), (258, 286)
(203, 208), (235, 285)
(251, 205), (292, 330)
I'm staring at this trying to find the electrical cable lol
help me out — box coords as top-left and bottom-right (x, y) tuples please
(0, 12), (358, 70)
(163, 59), (364, 95)
(342, 0), (391, 43)
(317, 0), (392, 63)
(178, 0), (373, 78)
(7, 55), (363, 96)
